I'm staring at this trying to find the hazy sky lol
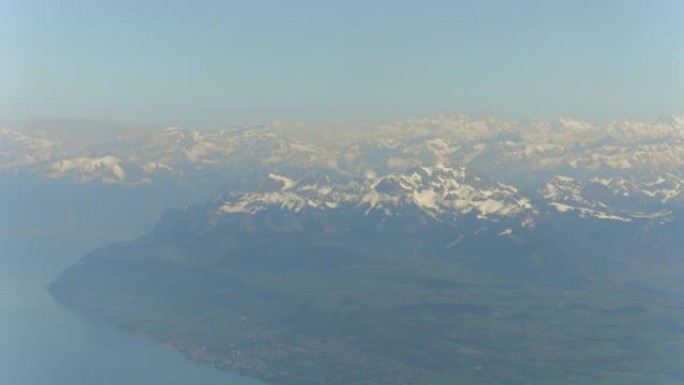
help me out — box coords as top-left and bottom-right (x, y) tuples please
(2, 0), (683, 128)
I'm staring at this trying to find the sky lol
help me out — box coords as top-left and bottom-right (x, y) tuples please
(1, 0), (683, 129)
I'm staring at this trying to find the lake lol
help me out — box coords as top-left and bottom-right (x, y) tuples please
(0, 234), (264, 385)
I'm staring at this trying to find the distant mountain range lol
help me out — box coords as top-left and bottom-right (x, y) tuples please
(3, 114), (684, 186)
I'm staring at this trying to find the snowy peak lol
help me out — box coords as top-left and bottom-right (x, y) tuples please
(0, 128), (64, 168)
(49, 156), (126, 184)
(541, 175), (680, 222)
(362, 164), (532, 219)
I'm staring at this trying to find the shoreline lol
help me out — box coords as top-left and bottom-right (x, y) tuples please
(48, 289), (271, 385)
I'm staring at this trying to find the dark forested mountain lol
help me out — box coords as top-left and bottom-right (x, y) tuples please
(49, 163), (684, 385)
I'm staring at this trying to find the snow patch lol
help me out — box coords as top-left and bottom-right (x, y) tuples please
(268, 173), (297, 190)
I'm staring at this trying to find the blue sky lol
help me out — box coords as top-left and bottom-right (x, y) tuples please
(2, 0), (683, 128)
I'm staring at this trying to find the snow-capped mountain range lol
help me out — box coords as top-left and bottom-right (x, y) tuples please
(218, 165), (535, 222)
(3, 115), (684, 223)
(203, 164), (681, 230)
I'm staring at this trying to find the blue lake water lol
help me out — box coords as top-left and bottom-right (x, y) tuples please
(0, 235), (264, 385)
